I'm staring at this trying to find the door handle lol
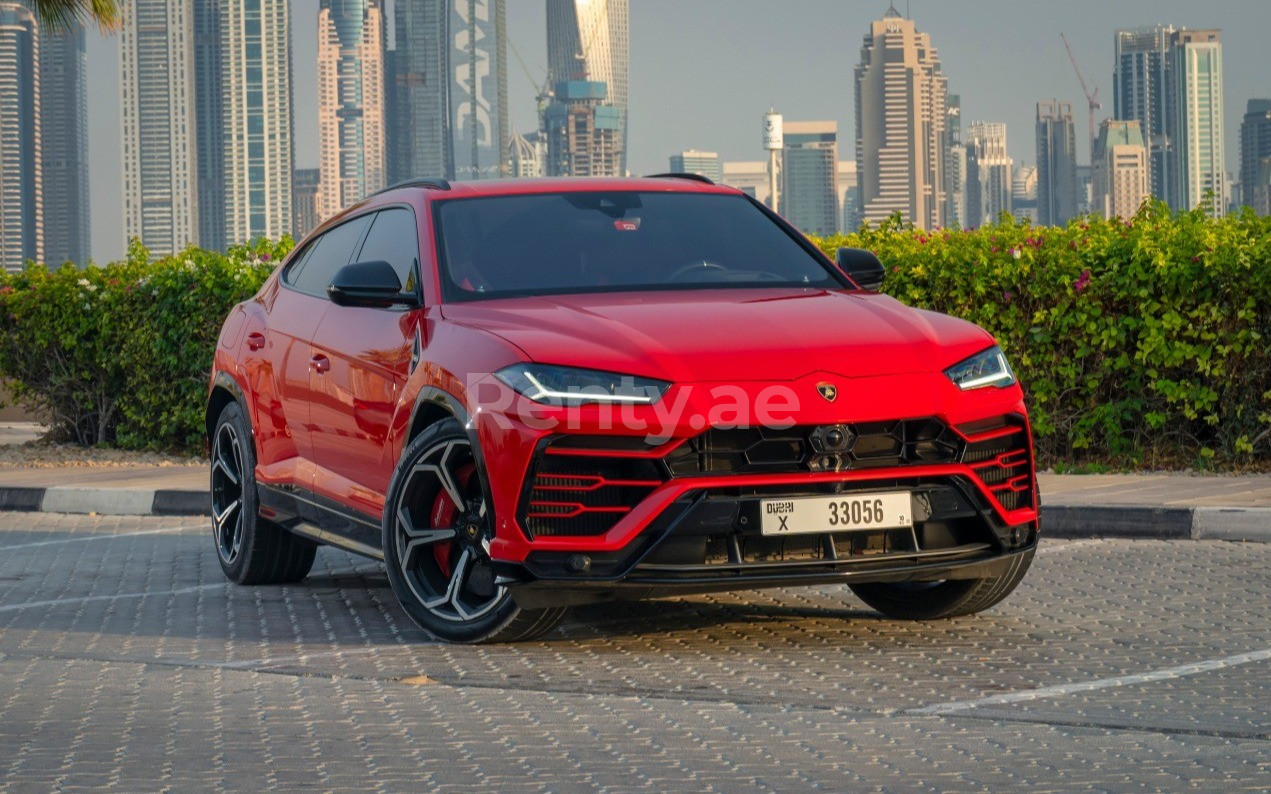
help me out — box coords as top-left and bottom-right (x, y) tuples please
(246, 332), (266, 351)
(311, 354), (330, 374)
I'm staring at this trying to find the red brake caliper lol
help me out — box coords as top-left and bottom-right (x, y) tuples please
(427, 463), (476, 578)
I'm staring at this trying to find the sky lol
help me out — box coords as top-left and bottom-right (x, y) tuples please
(84, 0), (1271, 263)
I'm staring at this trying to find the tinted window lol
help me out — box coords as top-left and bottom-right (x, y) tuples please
(355, 208), (420, 292)
(289, 214), (373, 297)
(435, 192), (841, 301)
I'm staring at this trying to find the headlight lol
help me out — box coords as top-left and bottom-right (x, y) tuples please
(945, 346), (1016, 391)
(495, 364), (670, 406)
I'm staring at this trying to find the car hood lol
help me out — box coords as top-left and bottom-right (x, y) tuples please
(442, 288), (995, 383)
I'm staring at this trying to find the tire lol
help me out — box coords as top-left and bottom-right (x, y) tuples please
(210, 401), (316, 585)
(382, 419), (567, 644)
(848, 548), (1034, 620)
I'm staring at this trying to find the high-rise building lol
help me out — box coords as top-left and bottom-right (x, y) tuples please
(837, 160), (859, 233)
(508, 131), (542, 178)
(392, 0), (509, 181)
(853, 6), (947, 229)
(547, 0), (628, 174)
(1114, 25), (1176, 204)
(722, 161), (770, 207)
(668, 150), (722, 183)
(782, 121), (838, 237)
(0, 1), (41, 271)
(944, 93), (965, 228)
(39, 22), (89, 266)
(316, 0), (387, 222)
(965, 122), (1012, 227)
(1172, 29), (1225, 214)
(1092, 119), (1150, 219)
(1251, 157), (1271, 215)
(1012, 163), (1038, 222)
(120, 0), (199, 257)
(211, 0), (294, 247)
(1035, 100), (1079, 225)
(292, 168), (321, 239)
(544, 80), (622, 177)
(1238, 99), (1271, 210)
(193, 0), (223, 251)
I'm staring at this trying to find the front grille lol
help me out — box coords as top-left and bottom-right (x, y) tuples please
(960, 416), (1034, 513)
(521, 439), (666, 537)
(517, 417), (1034, 538)
(663, 418), (963, 476)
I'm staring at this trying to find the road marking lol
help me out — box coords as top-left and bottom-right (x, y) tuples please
(909, 647), (1271, 715)
(1037, 538), (1104, 554)
(0, 525), (205, 551)
(0, 583), (227, 614)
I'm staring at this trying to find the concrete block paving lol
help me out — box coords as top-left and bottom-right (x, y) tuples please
(0, 512), (1268, 791)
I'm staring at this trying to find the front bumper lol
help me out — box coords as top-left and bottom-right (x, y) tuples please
(473, 370), (1038, 605)
(497, 473), (1038, 608)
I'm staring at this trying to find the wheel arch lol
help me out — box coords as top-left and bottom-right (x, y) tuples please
(207, 372), (250, 449)
(407, 386), (473, 441)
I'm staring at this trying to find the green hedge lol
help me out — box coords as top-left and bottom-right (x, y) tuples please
(0, 237), (290, 450)
(816, 202), (1271, 468)
(0, 201), (1268, 468)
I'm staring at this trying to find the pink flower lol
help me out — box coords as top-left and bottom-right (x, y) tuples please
(0, 286), (12, 296)
(1073, 269), (1092, 294)
(1003, 291), (1014, 302)
(1192, 256), (1200, 263)
(260, 253), (272, 262)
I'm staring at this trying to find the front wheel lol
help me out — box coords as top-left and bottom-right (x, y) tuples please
(848, 548), (1034, 620)
(382, 420), (567, 643)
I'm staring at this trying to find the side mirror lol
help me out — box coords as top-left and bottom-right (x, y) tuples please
(836, 247), (886, 291)
(328, 261), (420, 308)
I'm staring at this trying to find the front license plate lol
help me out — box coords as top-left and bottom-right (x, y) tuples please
(760, 492), (913, 536)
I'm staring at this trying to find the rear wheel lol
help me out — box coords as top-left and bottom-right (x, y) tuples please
(210, 402), (316, 585)
(848, 548), (1034, 620)
(383, 419), (567, 643)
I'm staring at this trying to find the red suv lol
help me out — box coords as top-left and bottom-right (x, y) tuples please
(208, 176), (1038, 643)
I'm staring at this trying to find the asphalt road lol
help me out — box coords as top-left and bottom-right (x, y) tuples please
(0, 513), (1267, 792)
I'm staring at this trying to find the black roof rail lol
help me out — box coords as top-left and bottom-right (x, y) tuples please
(644, 172), (715, 185)
(371, 177), (452, 196)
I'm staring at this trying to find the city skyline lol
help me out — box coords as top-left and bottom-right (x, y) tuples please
(61, 0), (1271, 261)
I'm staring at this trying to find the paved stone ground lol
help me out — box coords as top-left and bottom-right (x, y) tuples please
(0, 514), (1267, 792)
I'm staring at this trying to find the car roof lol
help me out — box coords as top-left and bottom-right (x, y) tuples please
(378, 176), (743, 200)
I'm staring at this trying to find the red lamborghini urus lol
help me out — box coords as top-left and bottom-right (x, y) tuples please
(207, 175), (1038, 643)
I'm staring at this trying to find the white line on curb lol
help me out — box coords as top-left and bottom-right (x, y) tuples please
(0, 583), (228, 614)
(0, 525), (204, 551)
(908, 647), (1271, 715)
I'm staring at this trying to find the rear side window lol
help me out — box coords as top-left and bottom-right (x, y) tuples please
(355, 208), (420, 292)
(286, 214), (374, 297)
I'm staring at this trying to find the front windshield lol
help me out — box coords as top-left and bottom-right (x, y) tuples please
(434, 191), (844, 301)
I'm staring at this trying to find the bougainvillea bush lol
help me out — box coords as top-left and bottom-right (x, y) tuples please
(1, 201), (1268, 468)
(817, 202), (1271, 469)
(0, 237), (290, 450)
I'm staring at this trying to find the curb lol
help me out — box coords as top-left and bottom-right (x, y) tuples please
(0, 486), (207, 518)
(0, 486), (1268, 543)
(1040, 503), (1271, 543)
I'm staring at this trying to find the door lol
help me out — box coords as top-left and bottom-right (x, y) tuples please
(256, 213), (375, 489)
(309, 207), (422, 521)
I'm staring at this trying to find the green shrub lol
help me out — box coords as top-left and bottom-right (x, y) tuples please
(815, 201), (1271, 468)
(1, 201), (1268, 469)
(0, 237), (289, 450)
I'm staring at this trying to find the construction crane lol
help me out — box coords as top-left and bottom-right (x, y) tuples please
(1061, 33), (1101, 156)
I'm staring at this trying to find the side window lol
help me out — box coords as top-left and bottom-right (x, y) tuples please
(289, 214), (374, 297)
(355, 208), (421, 292)
(282, 236), (321, 287)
